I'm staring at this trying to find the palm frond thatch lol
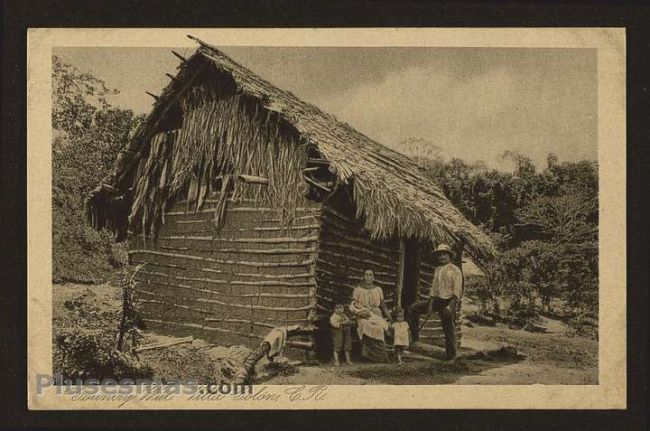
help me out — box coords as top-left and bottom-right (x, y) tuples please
(87, 37), (497, 263)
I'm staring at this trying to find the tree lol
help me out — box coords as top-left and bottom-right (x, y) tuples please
(517, 190), (597, 244)
(52, 55), (119, 137)
(403, 139), (599, 327)
(500, 150), (536, 179)
(52, 55), (140, 283)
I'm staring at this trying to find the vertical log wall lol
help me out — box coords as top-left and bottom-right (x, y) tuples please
(128, 194), (322, 348)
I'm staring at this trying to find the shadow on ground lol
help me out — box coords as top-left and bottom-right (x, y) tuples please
(344, 346), (526, 385)
(255, 344), (526, 385)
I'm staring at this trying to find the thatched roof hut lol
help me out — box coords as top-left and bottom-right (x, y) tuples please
(88, 36), (496, 354)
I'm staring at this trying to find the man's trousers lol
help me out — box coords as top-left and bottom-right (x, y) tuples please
(406, 297), (459, 359)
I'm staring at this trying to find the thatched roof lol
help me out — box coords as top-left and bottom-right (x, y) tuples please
(89, 36), (496, 263)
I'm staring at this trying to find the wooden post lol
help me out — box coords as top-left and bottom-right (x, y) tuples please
(453, 242), (465, 348)
(116, 277), (129, 351)
(238, 174), (269, 185)
(396, 239), (406, 310)
(305, 334), (317, 361)
(453, 242), (465, 293)
(171, 50), (187, 63)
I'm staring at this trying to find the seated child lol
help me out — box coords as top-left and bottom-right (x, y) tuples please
(350, 300), (390, 329)
(330, 303), (354, 366)
(391, 309), (410, 366)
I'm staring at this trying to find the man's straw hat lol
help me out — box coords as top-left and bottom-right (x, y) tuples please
(432, 244), (456, 259)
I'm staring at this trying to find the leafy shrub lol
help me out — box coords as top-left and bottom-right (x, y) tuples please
(53, 267), (151, 380)
(116, 264), (147, 351)
(55, 329), (153, 380)
(470, 238), (597, 330)
(465, 275), (500, 317)
(52, 216), (117, 283)
(470, 242), (560, 325)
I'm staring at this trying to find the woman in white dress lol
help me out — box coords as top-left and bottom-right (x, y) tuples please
(349, 269), (392, 362)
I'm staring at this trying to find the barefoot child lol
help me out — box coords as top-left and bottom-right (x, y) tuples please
(330, 303), (354, 366)
(391, 309), (410, 366)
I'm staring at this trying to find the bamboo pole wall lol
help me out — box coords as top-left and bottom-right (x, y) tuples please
(129, 195), (322, 347)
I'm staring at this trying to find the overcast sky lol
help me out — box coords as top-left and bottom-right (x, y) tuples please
(54, 46), (597, 170)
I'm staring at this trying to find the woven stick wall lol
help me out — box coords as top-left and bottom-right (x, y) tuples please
(129, 195), (321, 346)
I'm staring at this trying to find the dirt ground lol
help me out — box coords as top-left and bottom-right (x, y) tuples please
(53, 283), (598, 385)
(264, 322), (598, 385)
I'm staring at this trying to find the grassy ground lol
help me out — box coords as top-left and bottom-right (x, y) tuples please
(53, 283), (598, 385)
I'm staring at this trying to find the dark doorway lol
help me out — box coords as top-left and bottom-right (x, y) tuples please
(400, 237), (420, 311)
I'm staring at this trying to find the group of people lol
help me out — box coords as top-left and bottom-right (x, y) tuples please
(329, 244), (463, 366)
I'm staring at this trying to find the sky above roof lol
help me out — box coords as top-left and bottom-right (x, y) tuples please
(54, 46), (597, 171)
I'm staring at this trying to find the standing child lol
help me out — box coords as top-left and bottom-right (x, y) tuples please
(391, 309), (410, 366)
(330, 303), (354, 366)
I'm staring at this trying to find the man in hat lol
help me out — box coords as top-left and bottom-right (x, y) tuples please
(406, 244), (463, 359)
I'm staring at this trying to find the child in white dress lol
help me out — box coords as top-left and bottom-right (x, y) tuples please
(391, 309), (410, 366)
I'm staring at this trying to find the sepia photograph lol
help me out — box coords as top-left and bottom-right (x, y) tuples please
(26, 28), (626, 409)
